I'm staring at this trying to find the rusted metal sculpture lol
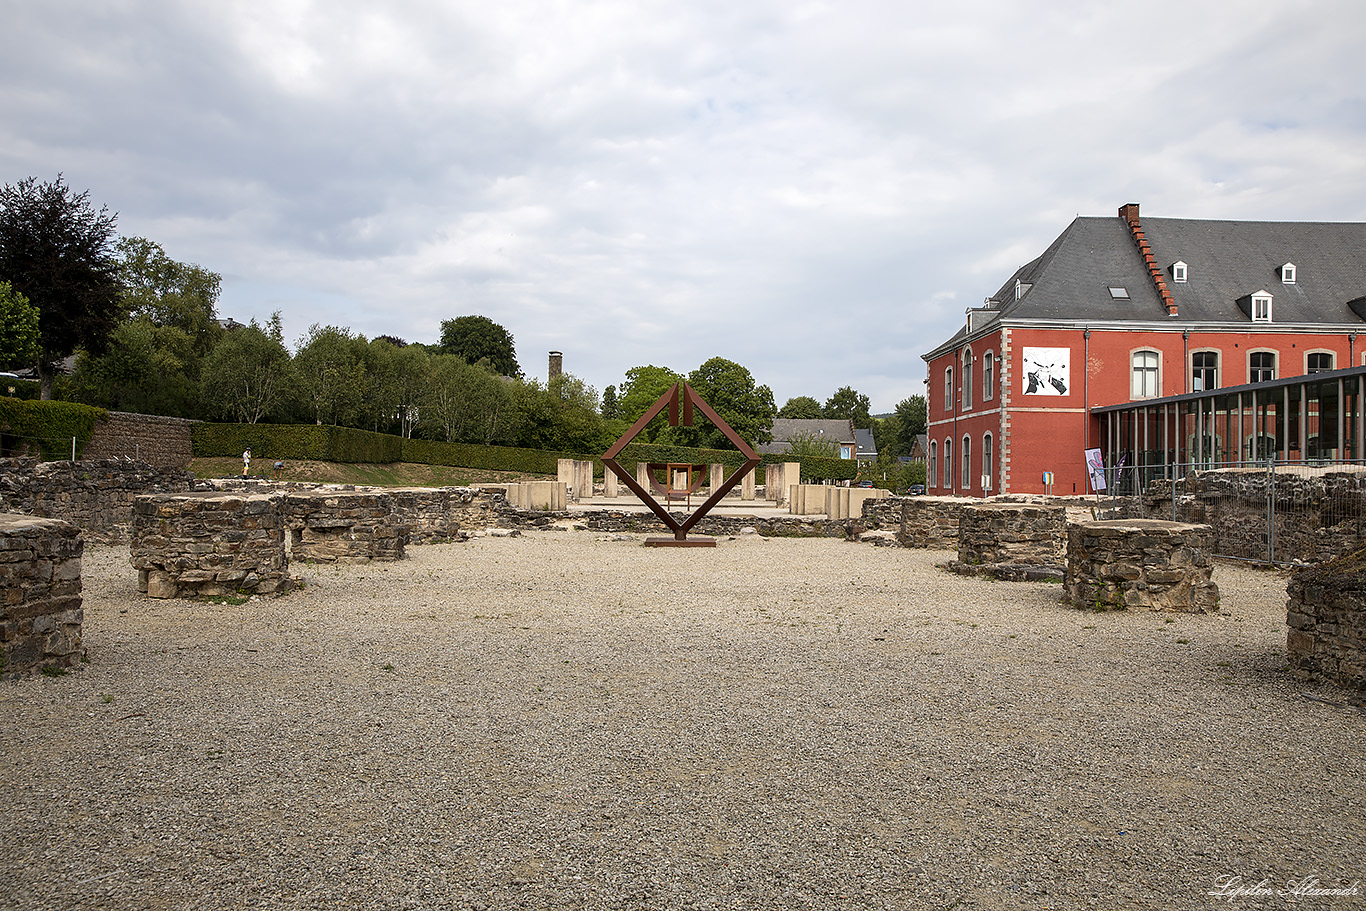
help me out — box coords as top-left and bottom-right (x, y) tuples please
(601, 382), (760, 547)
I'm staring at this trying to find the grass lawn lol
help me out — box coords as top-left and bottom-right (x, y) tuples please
(188, 457), (553, 488)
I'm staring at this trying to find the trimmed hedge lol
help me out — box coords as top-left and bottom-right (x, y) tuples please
(0, 399), (106, 460)
(191, 423), (858, 482)
(192, 423), (402, 463)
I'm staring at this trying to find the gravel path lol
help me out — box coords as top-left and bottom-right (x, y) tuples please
(2, 532), (1363, 911)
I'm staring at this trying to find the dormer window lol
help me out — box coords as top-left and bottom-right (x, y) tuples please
(1252, 291), (1273, 322)
(1172, 261), (1188, 283)
(1280, 262), (1296, 284)
(1015, 279), (1031, 300)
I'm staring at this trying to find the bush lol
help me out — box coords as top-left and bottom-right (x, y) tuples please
(0, 398), (106, 460)
(192, 424), (401, 462)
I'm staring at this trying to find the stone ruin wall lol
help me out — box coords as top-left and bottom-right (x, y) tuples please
(81, 412), (197, 468)
(1133, 468), (1366, 564)
(1065, 519), (1220, 613)
(283, 490), (408, 563)
(0, 458), (195, 544)
(0, 515), (83, 675)
(956, 503), (1067, 567)
(131, 492), (291, 599)
(1287, 550), (1366, 694)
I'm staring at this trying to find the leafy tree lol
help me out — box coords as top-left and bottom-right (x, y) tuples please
(617, 364), (685, 443)
(894, 394), (927, 453)
(682, 357), (776, 449)
(824, 386), (872, 429)
(438, 315), (519, 378)
(0, 281), (40, 369)
(778, 395), (823, 419)
(294, 325), (366, 426)
(390, 343), (432, 439)
(601, 385), (619, 421)
(72, 237), (225, 416)
(872, 414), (902, 462)
(0, 175), (123, 398)
(422, 355), (516, 444)
(198, 316), (292, 423)
(116, 237), (221, 353)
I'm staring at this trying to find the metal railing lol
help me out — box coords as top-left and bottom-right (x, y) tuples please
(1097, 458), (1366, 565)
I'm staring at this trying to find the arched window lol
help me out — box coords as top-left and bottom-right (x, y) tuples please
(982, 433), (993, 491)
(961, 435), (972, 494)
(1249, 351), (1276, 384)
(961, 349), (973, 410)
(943, 438), (953, 490)
(944, 366), (954, 412)
(1131, 350), (1159, 398)
(982, 352), (995, 401)
(928, 440), (938, 488)
(1191, 350), (1218, 391)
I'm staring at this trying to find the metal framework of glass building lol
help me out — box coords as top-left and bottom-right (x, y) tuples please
(1092, 365), (1366, 485)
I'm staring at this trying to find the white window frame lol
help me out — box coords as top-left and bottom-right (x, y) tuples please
(1172, 261), (1188, 283)
(1248, 350), (1276, 384)
(1306, 351), (1335, 374)
(961, 349), (973, 411)
(982, 433), (993, 491)
(1191, 350), (1219, 392)
(982, 351), (995, 401)
(1281, 262), (1296, 284)
(929, 441), (938, 488)
(1131, 349), (1160, 399)
(1251, 292), (1273, 322)
(943, 438), (953, 490)
(961, 435), (971, 495)
(944, 366), (954, 413)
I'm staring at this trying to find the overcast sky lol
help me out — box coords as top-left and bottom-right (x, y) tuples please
(3, 0), (1363, 413)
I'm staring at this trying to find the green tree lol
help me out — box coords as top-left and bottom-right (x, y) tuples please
(601, 385), (619, 421)
(824, 386), (872, 429)
(422, 355), (516, 444)
(894, 394), (927, 453)
(116, 237), (221, 353)
(617, 364), (685, 443)
(0, 175), (123, 399)
(390, 343), (432, 439)
(294, 325), (366, 426)
(0, 281), (40, 369)
(438, 315), (519, 378)
(778, 395), (823, 419)
(199, 316), (292, 424)
(682, 357), (776, 449)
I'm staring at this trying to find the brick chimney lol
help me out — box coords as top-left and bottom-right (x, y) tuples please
(1119, 203), (1178, 317)
(548, 351), (563, 381)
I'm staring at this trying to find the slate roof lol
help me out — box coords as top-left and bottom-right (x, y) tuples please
(855, 428), (877, 458)
(757, 418), (856, 455)
(925, 211), (1366, 360)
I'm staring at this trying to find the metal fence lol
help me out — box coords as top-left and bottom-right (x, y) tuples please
(1097, 459), (1366, 565)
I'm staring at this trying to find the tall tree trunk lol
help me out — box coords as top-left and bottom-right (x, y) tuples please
(38, 360), (52, 400)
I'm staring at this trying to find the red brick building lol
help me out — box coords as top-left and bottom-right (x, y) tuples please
(922, 204), (1366, 496)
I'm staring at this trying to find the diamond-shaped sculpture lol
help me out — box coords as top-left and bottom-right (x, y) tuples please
(601, 383), (761, 546)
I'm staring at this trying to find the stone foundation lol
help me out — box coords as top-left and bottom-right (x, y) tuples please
(949, 503), (1067, 579)
(0, 515), (83, 675)
(901, 497), (975, 548)
(0, 458), (194, 544)
(131, 492), (291, 599)
(283, 491), (408, 564)
(1065, 519), (1219, 613)
(1287, 548), (1366, 693)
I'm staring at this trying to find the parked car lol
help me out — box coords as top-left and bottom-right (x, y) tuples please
(855, 480), (874, 488)
(906, 484), (926, 495)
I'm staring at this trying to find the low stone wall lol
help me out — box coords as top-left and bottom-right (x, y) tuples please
(956, 503), (1067, 567)
(0, 458), (195, 544)
(1287, 549), (1366, 694)
(0, 515), (83, 675)
(283, 491), (407, 564)
(131, 492), (291, 599)
(82, 411), (197, 467)
(507, 509), (855, 539)
(901, 497), (975, 548)
(1065, 519), (1219, 613)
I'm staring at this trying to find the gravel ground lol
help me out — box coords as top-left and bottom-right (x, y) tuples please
(2, 532), (1363, 911)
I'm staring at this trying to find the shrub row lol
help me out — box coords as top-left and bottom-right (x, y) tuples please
(192, 423), (401, 463)
(191, 423), (858, 482)
(0, 399), (106, 460)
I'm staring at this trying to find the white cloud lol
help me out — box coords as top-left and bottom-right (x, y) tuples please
(2, 0), (1364, 411)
